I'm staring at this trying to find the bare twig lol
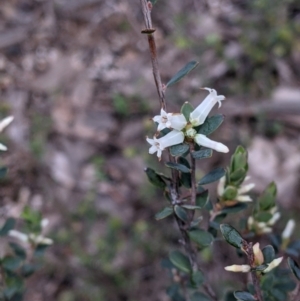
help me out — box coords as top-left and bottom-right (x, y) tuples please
(140, 0), (166, 110)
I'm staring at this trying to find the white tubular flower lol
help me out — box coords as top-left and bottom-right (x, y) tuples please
(0, 143), (7, 151)
(194, 134), (229, 153)
(224, 264), (251, 273)
(170, 114), (187, 131)
(282, 219), (295, 240)
(190, 88), (225, 127)
(153, 108), (173, 131)
(8, 230), (29, 242)
(146, 130), (184, 159)
(263, 257), (283, 273)
(267, 212), (281, 226)
(29, 234), (53, 245)
(253, 243), (264, 265)
(235, 180), (255, 202)
(0, 116), (14, 133)
(236, 195), (253, 202)
(217, 176), (226, 196)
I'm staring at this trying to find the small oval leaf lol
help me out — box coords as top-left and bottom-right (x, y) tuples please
(181, 205), (202, 210)
(166, 162), (190, 173)
(196, 190), (209, 208)
(166, 61), (199, 87)
(262, 245), (275, 264)
(155, 207), (173, 220)
(144, 168), (166, 189)
(181, 102), (194, 122)
(0, 218), (16, 236)
(220, 224), (244, 249)
(174, 205), (189, 222)
(192, 149), (213, 160)
(234, 291), (256, 301)
(188, 229), (213, 247)
(288, 257), (300, 280)
(170, 144), (190, 157)
(198, 114), (225, 136)
(169, 250), (192, 273)
(198, 168), (226, 185)
(0, 166), (8, 179)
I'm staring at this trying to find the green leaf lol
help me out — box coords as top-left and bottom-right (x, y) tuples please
(0, 218), (16, 236)
(174, 205), (188, 222)
(258, 182), (277, 211)
(223, 186), (238, 200)
(190, 216), (203, 228)
(192, 149), (213, 160)
(0, 166), (8, 179)
(180, 102), (194, 122)
(188, 229), (213, 247)
(144, 168), (166, 189)
(288, 257), (300, 280)
(170, 144), (189, 157)
(262, 245), (275, 264)
(255, 212), (272, 222)
(196, 190), (209, 208)
(9, 243), (26, 260)
(155, 207), (173, 220)
(180, 172), (191, 188)
(149, 0), (158, 5)
(2, 256), (23, 272)
(191, 292), (211, 301)
(198, 168), (226, 185)
(166, 284), (185, 301)
(198, 114), (224, 136)
(21, 263), (37, 277)
(178, 156), (190, 168)
(220, 224), (244, 249)
(166, 162), (190, 173)
(191, 270), (204, 287)
(169, 251), (192, 273)
(181, 205), (202, 210)
(233, 291), (256, 301)
(220, 203), (247, 214)
(229, 168), (247, 184)
(166, 61), (199, 87)
(254, 264), (268, 271)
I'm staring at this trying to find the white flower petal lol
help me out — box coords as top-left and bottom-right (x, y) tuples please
(8, 230), (29, 242)
(224, 264), (251, 273)
(0, 143), (7, 151)
(0, 116), (14, 132)
(267, 212), (281, 226)
(159, 130), (184, 149)
(282, 219), (295, 240)
(238, 183), (255, 194)
(170, 114), (187, 131)
(194, 134), (229, 153)
(152, 109), (173, 132)
(263, 257), (283, 273)
(189, 88), (225, 126)
(217, 176), (226, 196)
(236, 195), (253, 202)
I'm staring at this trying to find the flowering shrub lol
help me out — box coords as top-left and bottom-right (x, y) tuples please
(0, 116), (51, 300)
(141, 1), (300, 300)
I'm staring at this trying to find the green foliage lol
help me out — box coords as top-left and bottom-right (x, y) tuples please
(170, 143), (190, 157)
(165, 162), (190, 173)
(262, 245), (275, 264)
(234, 291), (256, 301)
(197, 115), (224, 136)
(228, 146), (248, 186)
(174, 205), (188, 222)
(257, 182), (277, 211)
(220, 224), (244, 249)
(192, 149), (212, 160)
(169, 250), (192, 273)
(155, 207), (173, 220)
(180, 102), (194, 122)
(166, 60), (199, 87)
(188, 229), (213, 248)
(0, 166), (8, 179)
(0, 218), (16, 236)
(198, 167), (226, 185)
(144, 167), (167, 189)
(288, 258), (300, 281)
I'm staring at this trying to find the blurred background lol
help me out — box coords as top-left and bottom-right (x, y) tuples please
(0, 0), (300, 300)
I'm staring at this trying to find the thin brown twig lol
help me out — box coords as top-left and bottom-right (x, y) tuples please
(243, 241), (264, 301)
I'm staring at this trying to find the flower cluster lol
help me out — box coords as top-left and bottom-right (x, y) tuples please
(225, 242), (283, 274)
(146, 88), (229, 159)
(0, 116), (14, 151)
(248, 207), (281, 234)
(217, 176), (255, 203)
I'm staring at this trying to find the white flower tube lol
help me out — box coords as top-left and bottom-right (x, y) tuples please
(282, 219), (295, 240)
(0, 143), (7, 151)
(146, 130), (184, 159)
(190, 88), (225, 126)
(194, 134), (229, 153)
(224, 264), (251, 273)
(169, 114), (187, 131)
(263, 257), (283, 273)
(0, 116), (14, 133)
